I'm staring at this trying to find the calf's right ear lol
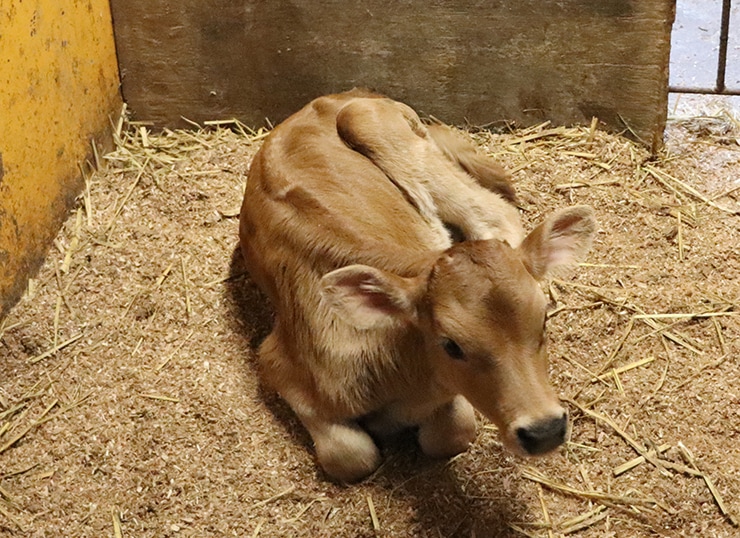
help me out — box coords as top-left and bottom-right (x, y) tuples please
(320, 265), (423, 329)
(519, 206), (596, 280)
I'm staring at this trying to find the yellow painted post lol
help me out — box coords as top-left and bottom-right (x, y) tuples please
(0, 0), (121, 319)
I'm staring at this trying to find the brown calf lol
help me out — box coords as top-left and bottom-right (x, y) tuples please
(239, 89), (596, 482)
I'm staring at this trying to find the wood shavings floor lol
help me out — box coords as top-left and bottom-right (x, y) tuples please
(1, 114), (739, 537)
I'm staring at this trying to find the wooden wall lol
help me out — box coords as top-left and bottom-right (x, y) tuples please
(110, 0), (674, 150)
(0, 0), (121, 320)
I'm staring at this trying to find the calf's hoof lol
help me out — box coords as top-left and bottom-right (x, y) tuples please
(418, 396), (477, 459)
(314, 422), (381, 483)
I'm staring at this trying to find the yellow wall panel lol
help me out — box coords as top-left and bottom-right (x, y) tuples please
(0, 0), (121, 319)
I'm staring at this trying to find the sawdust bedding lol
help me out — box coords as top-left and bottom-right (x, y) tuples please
(1, 106), (739, 538)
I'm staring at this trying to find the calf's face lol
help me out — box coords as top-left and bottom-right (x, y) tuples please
(321, 206), (596, 457)
(426, 239), (566, 456)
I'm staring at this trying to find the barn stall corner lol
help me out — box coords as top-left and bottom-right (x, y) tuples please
(3, 1), (740, 537)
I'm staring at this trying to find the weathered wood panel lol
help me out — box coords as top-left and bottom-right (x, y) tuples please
(0, 0), (121, 320)
(111, 0), (674, 150)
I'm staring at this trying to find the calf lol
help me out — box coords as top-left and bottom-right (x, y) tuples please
(239, 89), (596, 482)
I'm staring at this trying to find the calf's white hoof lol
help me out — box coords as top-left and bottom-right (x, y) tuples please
(314, 422), (381, 483)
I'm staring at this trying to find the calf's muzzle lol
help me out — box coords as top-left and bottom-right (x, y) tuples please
(515, 411), (568, 455)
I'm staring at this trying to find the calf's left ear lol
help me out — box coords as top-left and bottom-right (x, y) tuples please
(519, 206), (596, 280)
(320, 265), (424, 329)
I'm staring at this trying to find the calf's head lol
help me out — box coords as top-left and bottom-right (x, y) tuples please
(321, 206), (596, 457)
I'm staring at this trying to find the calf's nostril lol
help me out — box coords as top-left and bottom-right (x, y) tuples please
(516, 426), (538, 453)
(516, 415), (568, 455)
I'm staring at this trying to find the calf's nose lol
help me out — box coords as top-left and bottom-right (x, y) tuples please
(516, 412), (568, 455)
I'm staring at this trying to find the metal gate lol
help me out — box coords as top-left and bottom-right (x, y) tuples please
(670, 0), (740, 95)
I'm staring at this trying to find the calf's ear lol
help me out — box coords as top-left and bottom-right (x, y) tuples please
(519, 206), (596, 280)
(321, 265), (423, 329)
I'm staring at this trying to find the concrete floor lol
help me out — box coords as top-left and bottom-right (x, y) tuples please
(670, 0), (740, 117)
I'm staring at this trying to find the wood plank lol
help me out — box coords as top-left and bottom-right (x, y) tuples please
(110, 0), (674, 150)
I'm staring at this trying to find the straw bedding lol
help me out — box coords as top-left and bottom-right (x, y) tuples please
(1, 106), (739, 537)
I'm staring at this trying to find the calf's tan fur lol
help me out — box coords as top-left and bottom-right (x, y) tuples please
(239, 90), (596, 482)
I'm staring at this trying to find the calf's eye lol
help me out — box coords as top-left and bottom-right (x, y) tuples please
(441, 338), (465, 360)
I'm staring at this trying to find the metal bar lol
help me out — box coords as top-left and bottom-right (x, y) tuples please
(669, 86), (740, 96)
(716, 0), (732, 93)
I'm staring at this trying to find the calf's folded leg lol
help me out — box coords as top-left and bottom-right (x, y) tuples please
(336, 97), (523, 246)
(418, 396), (477, 459)
(258, 332), (381, 483)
